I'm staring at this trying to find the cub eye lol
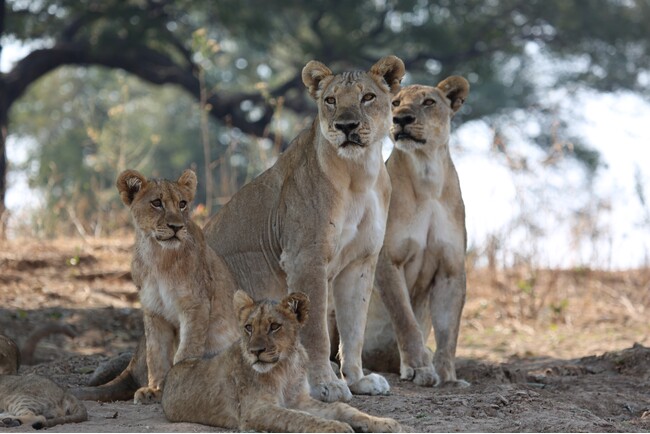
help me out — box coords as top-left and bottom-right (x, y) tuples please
(362, 93), (376, 102)
(269, 323), (281, 332)
(244, 324), (252, 334)
(392, 100), (400, 107)
(151, 199), (162, 208)
(179, 200), (187, 210)
(423, 98), (436, 106)
(324, 96), (336, 105)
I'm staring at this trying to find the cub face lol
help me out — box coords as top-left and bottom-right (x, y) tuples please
(302, 55), (405, 160)
(116, 169), (197, 249)
(233, 291), (309, 373)
(391, 76), (469, 152)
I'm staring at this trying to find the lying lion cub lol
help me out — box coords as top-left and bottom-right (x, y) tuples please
(0, 334), (87, 429)
(162, 291), (402, 433)
(81, 169), (239, 404)
(364, 77), (470, 387)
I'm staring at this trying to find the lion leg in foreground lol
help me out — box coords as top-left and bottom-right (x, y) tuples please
(162, 291), (403, 433)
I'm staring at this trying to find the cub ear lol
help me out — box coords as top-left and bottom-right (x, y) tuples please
(369, 55), (405, 95)
(302, 60), (333, 100)
(233, 290), (255, 324)
(116, 170), (147, 206)
(437, 76), (470, 113)
(281, 292), (309, 325)
(177, 169), (197, 203)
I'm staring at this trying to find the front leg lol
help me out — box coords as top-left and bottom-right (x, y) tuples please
(296, 397), (402, 433)
(430, 272), (469, 388)
(240, 402), (353, 433)
(333, 258), (390, 396)
(283, 253), (352, 403)
(174, 300), (209, 364)
(135, 312), (175, 404)
(375, 251), (438, 386)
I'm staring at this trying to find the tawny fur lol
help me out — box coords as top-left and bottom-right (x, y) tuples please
(0, 334), (87, 429)
(203, 56), (405, 402)
(73, 169), (239, 403)
(162, 291), (403, 433)
(363, 78), (471, 388)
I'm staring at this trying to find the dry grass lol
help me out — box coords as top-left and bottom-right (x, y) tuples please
(2, 236), (648, 364)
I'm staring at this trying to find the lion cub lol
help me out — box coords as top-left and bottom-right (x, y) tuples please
(113, 169), (239, 403)
(0, 334), (87, 429)
(162, 291), (403, 433)
(364, 77), (470, 388)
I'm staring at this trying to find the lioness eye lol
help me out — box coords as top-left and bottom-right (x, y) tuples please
(423, 98), (435, 106)
(324, 96), (336, 105)
(179, 200), (187, 210)
(362, 93), (376, 102)
(244, 324), (252, 334)
(392, 100), (400, 107)
(151, 199), (162, 208)
(269, 323), (281, 332)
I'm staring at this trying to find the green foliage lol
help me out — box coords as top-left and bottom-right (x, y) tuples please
(4, 0), (650, 235)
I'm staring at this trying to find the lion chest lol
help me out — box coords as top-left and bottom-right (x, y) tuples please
(328, 189), (387, 276)
(397, 198), (464, 291)
(139, 276), (184, 327)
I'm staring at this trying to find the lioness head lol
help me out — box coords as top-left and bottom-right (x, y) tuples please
(116, 169), (197, 249)
(391, 76), (470, 151)
(233, 290), (309, 373)
(302, 55), (405, 159)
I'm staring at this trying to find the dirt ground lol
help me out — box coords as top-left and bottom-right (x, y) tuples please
(1, 236), (649, 432)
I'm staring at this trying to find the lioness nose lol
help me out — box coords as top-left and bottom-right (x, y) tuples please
(167, 223), (184, 233)
(393, 114), (415, 127)
(335, 121), (360, 136)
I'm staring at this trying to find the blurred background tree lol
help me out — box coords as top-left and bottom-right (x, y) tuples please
(1, 0), (649, 239)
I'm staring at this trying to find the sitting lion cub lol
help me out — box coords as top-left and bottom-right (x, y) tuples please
(112, 168), (239, 403)
(364, 77), (470, 387)
(162, 291), (403, 433)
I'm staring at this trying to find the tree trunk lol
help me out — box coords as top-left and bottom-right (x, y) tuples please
(0, 88), (7, 239)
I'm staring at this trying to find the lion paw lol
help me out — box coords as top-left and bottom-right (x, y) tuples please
(372, 417), (403, 433)
(348, 373), (390, 396)
(400, 365), (440, 387)
(1, 417), (21, 428)
(439, 378), (471, 389)
(310, 378), (353, 403)
(134, 386), (162, 404)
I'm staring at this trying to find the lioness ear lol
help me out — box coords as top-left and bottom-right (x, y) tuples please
(116, 170), (147, 206)
(177, 169), (197, 203)
(281, 292), (309, 325)
(302, 60), (333, 100)
(437, 76), (470, 113)
(233, 290), (255, 324)
(369, 55), (405, 95)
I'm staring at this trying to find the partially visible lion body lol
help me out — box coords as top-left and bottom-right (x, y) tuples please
(364, 79), (470, 387)
(203, 56), (405, 402)
(162, 291), (402, 433)
(74, 169), (239, 403)
(0, 334), (87, 429)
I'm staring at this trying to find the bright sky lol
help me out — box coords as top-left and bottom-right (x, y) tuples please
(3, 42), (649, 269)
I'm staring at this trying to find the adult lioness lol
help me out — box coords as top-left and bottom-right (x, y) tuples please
(363, 78), (470, 388)
(74, 169), (239, 403)
(203, 56), (405, 402)
(163, 291), (403, 433)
